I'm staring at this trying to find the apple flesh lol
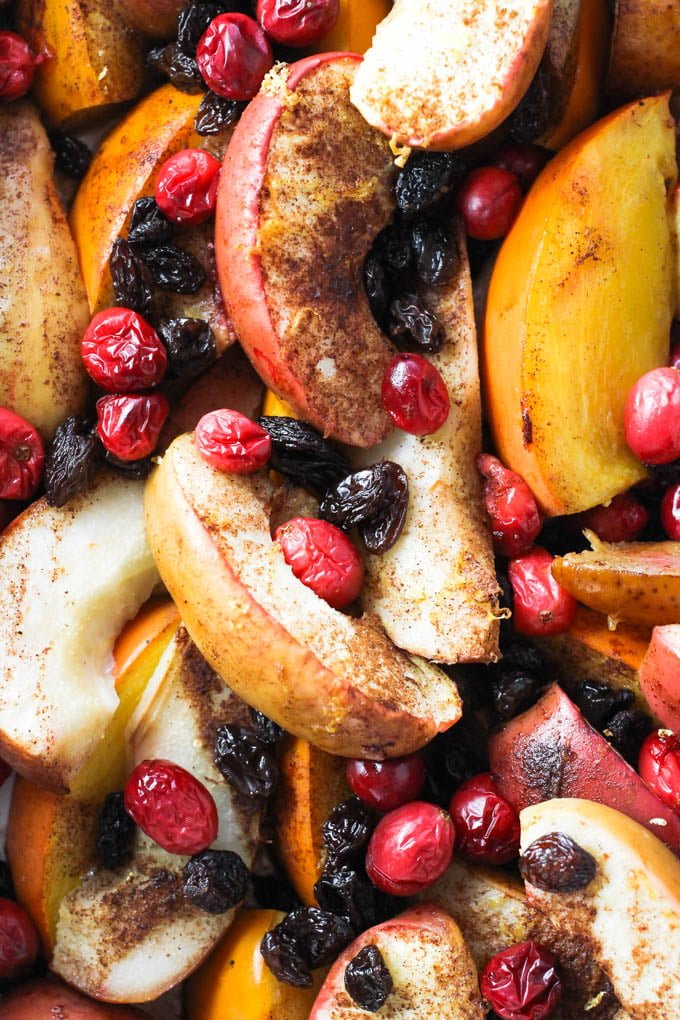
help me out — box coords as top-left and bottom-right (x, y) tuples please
(606, 0), (680, 100)
(639, 626), (680, 732)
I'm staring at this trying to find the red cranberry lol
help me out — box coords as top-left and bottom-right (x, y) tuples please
(194, 409), (272, 474)
(477, 453), (542, 557)
(0, 408), (45, 500)
(625, 367), (680, 465)
(365, 801), (455, 896)
(449, 773), (520, 866)
(491, 143), (550, 191)
(0, 898), (38, 979)
(197, 13), (273, 100)
(124, 758), (219, 855)
(578, 492), (649, 543)
(381, 353), (449, 436)
(81, 308), (167, 393)
(274, 517), (363, 609)
(346, 753), (426, 813)
(508, 545), (577, 637)
(638, 730), (680, 811)
(661, 483), (680, 540)
(0, 31), (45, 102)
(155, 148), (221, 227)
(481, 940), (562, 1020)
(256, 0), (339, 45)
(96, 392), (170, 461)
(456, 167), (522, 241)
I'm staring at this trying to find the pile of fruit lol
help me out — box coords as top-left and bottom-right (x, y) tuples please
(0, 0), (679, 1017)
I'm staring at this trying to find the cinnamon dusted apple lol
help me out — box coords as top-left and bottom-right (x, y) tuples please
(1, 977), (148, 1018)
(639, 625), (680, 732)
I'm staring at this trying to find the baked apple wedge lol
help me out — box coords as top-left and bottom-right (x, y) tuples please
(639, 625), (680, 732)
(216, 53), (396, 447)
(144, 434), (461, 758)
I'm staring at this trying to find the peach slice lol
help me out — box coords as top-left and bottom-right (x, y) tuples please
(1, 977), (147, 1018)
(483, 94), (676, 515)
(606, 0), (680, 100)
(639, 625), (680, 732)
(215, 53), (396, 447)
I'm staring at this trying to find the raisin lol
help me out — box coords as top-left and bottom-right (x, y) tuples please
(261, 907), (354, 987)
(48, 128), (91, 179)
(146, 43), (205, 93)
(258, 416), (351, 494)
(395, 150), (465, 218)
(182, 849), (249, 913)
(109, 238), (154, 315)
(359, 463), (409, 555)
(260, 929), (311, 987)
(97, 791), (135, 869)
(314, 865), (394, 933)
(424, 728), (488, 807)
(195, 90), (245, 135)
(319, 462), (408, 556)
(344, 944), (393, 1013)
(373, 222), (412, 278)
(520, 832), (597, 892)
(104, 452), (154, 480)
(127, 197), (172, 248)
(489, 667), (544, 722)
(45, 416), (100, 508)
(157, 317), (217, 380)
(573, 679), (634, 731)
(410, 217), (457, 287)
(248, 707), (282, 746)
(214, 724), (279, 803)
(0, 861), (14, 901)
(506, 64), (553, 143)
(141, 244), (206, 294)
(178, 1), (226, 55)
(322, 797), (375, 868)
(363, 252), (389, 324)
(603, 708), (652, 765)
(387, 294), (444, 353)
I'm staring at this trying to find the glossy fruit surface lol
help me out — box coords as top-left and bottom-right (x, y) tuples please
(124, 758), (218, 855)
(365, 801), (455, 896)
(508, 546), (577, 636)
(81, 308), (167, 392)
(346, 753), (426, 813)
(625, 367), (680, 465)
(638, 730), (680, 811)
(197, 13), (273, 100)
(195, 409), (272, 474)
(154, 148), (221, 227)
(661, 483), (680, 539)
(257, 0), (339, 46)
(579, 492), (649, 542)
(0, 898), (38, 979)
(381, 353), (449, 436)
(96, 393), (169, 461)
(477, 453), (541, 557)
(274, 517), (363, 610)
(0, 408), (45, 500)
(480, 940), (562, 1020)
(0, 31), (42, 101)
(449, 773), (520, 865)
(456, 167), (522, 240)
(492, 143), (550, 191)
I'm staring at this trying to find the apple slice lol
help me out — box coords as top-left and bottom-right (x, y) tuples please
(310, 904), (485, 1018)
(145, 434), (461, 758)
(606, 0), (680, 100)
(639, 626), (680, 732)
(1, 977), (148, 1018)
(216, 53), (396, 447)
(520, 798), (680, 1020)
(489, 683), (680, 855)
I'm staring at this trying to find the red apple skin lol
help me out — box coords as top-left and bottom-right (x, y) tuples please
(1, 976), (147, 1018)
(489, 684), (680, 856)
(639, 625), (680, 732)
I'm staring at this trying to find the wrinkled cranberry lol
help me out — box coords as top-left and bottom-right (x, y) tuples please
(638, 730), (680, 811)
(491, 143), (550, 191)
(449, 773), (520, 865)
(578, 492), (649, 543)
(625, 367), (680, 465)
(477, 454), (542, 557)
(274, 517), (364, 609)
(256, 0), (339, 46)
(661, 482), (680, 539)
(195, 409), (272, 474)
(96, 393), (169, 462)
(0, 31), (45, 102)
(365, 801), (455, 896)
(81, 307), (167, 392)
(456, 167), (522, 241)
(155, 148), (221, 227)
(481, 940), (562, 1020)
(346, 753), (426, 813)
(197, 13), (273, 100)
(124, 758), (218, 855)
(381, 353), (449, 436)
(0, 899), (38, 979)
(0, 407), (45, 500)
(508, 546), (577, 637)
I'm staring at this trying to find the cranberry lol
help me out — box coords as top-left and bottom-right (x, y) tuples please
(381, 353), (449, 436)
(274, 517), (363, 609)
(491, 143), (550, 191)
(346, 753), (426, 813)
(625, 367), (680, 465)
(257, 0), (339, 46)
(0, 898), (38, 979)
(195, 409), (272, 474)
(124, 758), (219, 855)
(578, 491), (649, 543)
(508, 545), (577, 637)
(0, 31), (45, 102)
(154, 148), (221, 227)
(96, 393), (169, 461)
(0, 407), (45, 500)
(449, 773), (520, 866)
(477, 453), (542, 557)
(481, 940), (562, 1020)
(638, 730), (680, 811)
(456, 167), (522, 241)
(660, 483), (680, 539)
(81, 308), (167, 393)
(197, 13), (273, 100)
(365, 801), (455, 897)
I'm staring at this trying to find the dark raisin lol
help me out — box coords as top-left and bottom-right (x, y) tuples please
(573, 679), (635, 731)
(603, 708), (652, 765)
(322, 797), (375, 868)
(214, 724), (279, 803)
(314, 865), (394, 933)
(45, 416), (100, 508)
(373, 221), (413, 278)
(104, 452), (154, 479)
(0, 861), (14, 900)
(344, 945), (393, 1013)
(178, 1), (226, 55)
(424, 727), (488, 807)
(258, 416), (351, 494)
(359, 463), (409, 555)
(506, 63), (553, 143)
(127, 197), (172, 248)
(48, 128), (92, 179)
(489, 666), (544, 722)
(109, 238), (154, 315)
(195, 90), (245, 135)
(410, 217), (457, 287)
(520, 832), (597, 892)
(319, 462), (408, 556)
(261, 907), (354, 987)
(182, 849), (249, 913)
(261, 929), (312, 987)
(387, 293), (444, 353)
(146, 43), (205, 93)
(363, 252), (389, 324)
(648, 459), (680, 488)
(395, 150), (465, 218)
(97, 792), (135, 869)
(248, 707), (282, 746)
(157, 317), (217, 380)
(141, 244), (206, 294)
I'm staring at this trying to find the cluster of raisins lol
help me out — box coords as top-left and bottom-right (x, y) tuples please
(574, 679), (652, 765)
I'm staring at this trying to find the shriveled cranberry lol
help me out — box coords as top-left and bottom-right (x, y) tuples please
(508, 546), (577, 637)
(660, 482), (680, 539)
(0, 898), (38, 979)
(381, 353), (449, 436)
(257, 0), (339, 46)
(155, 148), (221, 227)
(365, 801), (455, 896)
(197, 13), (273, 100)
(124, 758), (218, 855)
(456, 167), (522, 241)
(477, 453), (542, 557)
(195, 409), (272, 474)
(481, 940), (562, 1020)
(638, 730), (680, 811)
(96, 393), (169, 462)
(81, 308), (167, 392)
(491, 143), (550, 191)
(0, 31), (45, 102)
(346, 753), (426, 813)
(0, 408), (45, 500)
(449, 773), (520, 865)
(625, 367), (680, 465)
(578, 491), (649, 543)
(274, 517), (364, 609)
